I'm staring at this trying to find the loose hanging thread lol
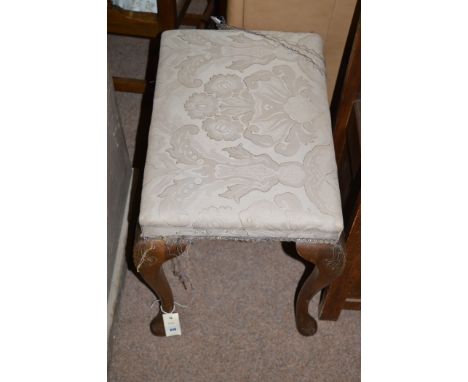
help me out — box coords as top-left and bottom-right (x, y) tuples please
(151, 299), (189, 313)
(166, 239), (193, 291)
(136, 244), (155, 272)
(210, 16), (326, 76)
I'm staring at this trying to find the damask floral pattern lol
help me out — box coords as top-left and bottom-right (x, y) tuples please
(243, 65), (323, 156)
(183, 66), (325, 156)
(184, 93), (218, 119)
(202, 116), (243, 141)
(205, 74), (244, 97)
(140, 30), (343, 241)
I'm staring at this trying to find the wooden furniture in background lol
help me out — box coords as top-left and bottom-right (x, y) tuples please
(108, 0), (219, 37)
(331, 0), (360, 163)
(320, 101), (361, 319)
(108, 0), (219, 93)
(319, 2), (361, 320)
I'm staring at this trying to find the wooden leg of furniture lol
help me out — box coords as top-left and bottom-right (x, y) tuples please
(294, 242), (346, 336)
(319, 204), (361, 320)
(133, 239), (186, 336)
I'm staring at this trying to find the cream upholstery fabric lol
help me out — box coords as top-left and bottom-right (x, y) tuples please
(140, 30), (343, 241)
(226, 0), (357, 102)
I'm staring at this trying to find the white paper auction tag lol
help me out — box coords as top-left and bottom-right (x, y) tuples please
(162, 313), (182, 336)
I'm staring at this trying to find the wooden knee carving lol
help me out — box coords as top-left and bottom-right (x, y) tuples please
(295, 241), (346, 336)
(133, 239), (186, 336)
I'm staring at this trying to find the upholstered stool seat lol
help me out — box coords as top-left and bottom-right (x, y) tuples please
(135, 29), (345, 337)
(140, 30), (343, 241)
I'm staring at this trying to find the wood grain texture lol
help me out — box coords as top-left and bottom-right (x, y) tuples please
(343, 300), (360, 310)
(113, 77), (147, 93)
(108, 0), (188, 93)
(295, 241), (346, 336)
(108, 0), (221, 93)
(133, 239), (187, 336)
(134, 237), (347, 336)
(318, 0), (361, 320)
(107, 5), (162, 38)
(319, 199), (360, 320)
(320, 101), (361, 320)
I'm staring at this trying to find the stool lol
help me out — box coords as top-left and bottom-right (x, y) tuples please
(134, 29), (345, 336)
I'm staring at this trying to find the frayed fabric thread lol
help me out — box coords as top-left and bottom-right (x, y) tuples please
(142, 234), (338, 246)
(210, 16), (326, 76)
(170, 244), (193, 291)
(136, 243), (155, 272)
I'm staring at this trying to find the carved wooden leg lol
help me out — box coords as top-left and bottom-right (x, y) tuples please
(295, 241), (346, 336)
(133, 239), (186, 336)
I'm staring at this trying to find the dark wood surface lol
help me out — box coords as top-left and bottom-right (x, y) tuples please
(107, 0), (177, 94)
(133, 238), (187, 336)
(108, 5), (162, 38)
(295, 241), (346, 336)
(108, 0), (221, 93)
(112, 77), (147, 93)
(331, 0), (360, 165)
(107, 0), (177, 38)
(320, 196), (361, 319)
(320, 101), (361, 320)
(316, 0), (361, 321)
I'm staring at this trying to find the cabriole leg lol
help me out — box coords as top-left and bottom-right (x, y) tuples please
(294, 242), (345, 336)
(133, 239), (186, 336)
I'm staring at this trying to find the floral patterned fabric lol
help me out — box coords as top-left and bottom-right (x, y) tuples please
(139, 30), (343, 241)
